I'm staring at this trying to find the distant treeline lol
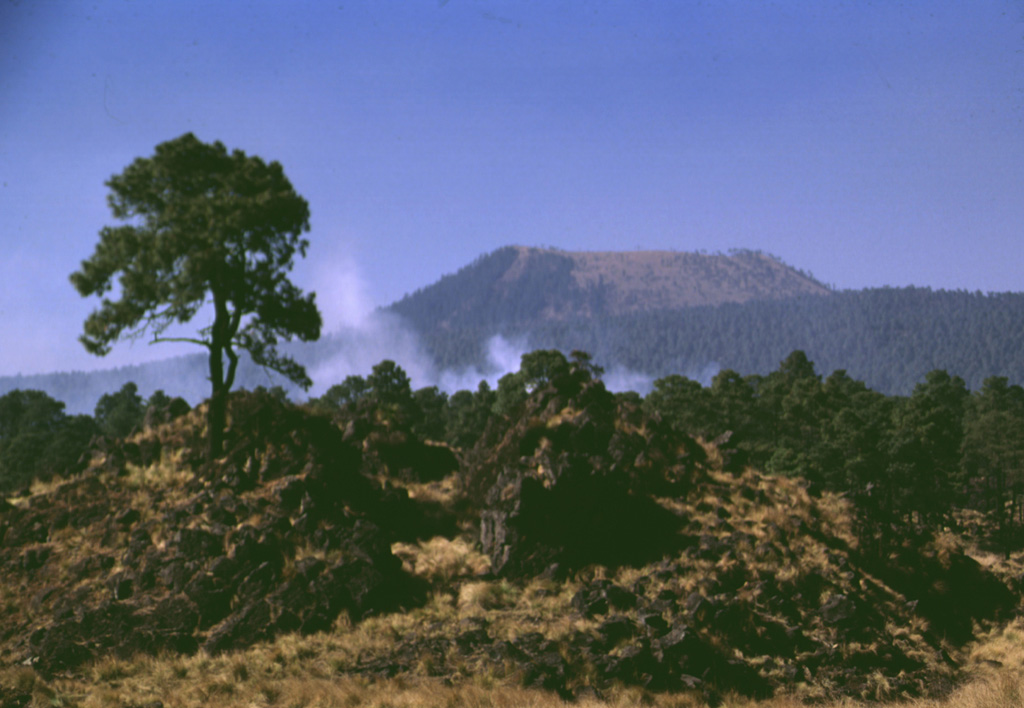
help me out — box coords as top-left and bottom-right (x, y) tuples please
(8, 283), (1024, 418)
(403, 287), (1024, 395)
(0, 383), (190, 494)
(0, 353), (306, 416)
(0, 356), (212, 416)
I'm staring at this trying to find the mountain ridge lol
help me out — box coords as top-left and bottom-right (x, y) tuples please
(387, 247), (1024, 395)
(390, 245), (830, 330)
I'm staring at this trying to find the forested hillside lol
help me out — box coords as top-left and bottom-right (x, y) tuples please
(406, 286), (1024, 395)
(385, 246), (1024, 395)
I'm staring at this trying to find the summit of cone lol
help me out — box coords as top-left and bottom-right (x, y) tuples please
(389, 246), (830, 329)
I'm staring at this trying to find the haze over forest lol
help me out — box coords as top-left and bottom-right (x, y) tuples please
(3, 246), (1024, 417)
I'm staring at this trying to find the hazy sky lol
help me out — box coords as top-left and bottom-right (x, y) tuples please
(3, 1), (1024, 376)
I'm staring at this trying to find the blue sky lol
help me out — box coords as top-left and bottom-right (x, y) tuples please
(2, 1), (1024, 376)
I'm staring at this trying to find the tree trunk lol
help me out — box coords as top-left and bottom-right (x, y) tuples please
(209, 341), (226, 459)
(207, 288), (232, 460)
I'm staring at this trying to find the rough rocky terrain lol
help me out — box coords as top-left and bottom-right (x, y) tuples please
(1, 375), (1020, 705)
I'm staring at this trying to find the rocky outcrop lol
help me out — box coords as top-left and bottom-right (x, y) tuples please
(1, 391), (434, 675)
(475, 371), (702, 576)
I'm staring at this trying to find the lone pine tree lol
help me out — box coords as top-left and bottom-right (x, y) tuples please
(71, 133), (322, 457)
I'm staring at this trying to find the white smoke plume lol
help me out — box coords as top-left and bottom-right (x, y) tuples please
(602, 367), (655, 396)
(692, 361), (723, 387)
(435, 335), (533, 393)
(306, 312), (438, 397)
(303, 253), (687, 398)
(308, 327), (534, 398)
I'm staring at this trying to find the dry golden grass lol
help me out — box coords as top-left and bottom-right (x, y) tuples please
(392, 535), (492, 585)
(403, 472), (463, 507)
(27, 473), (70, 498)
(457, 580), (519, 613)
(3, 652), (1018, 708)
(905, 670), (1024, 708)
(121, 447), (195, 492)
(965, 617), (1024, 677)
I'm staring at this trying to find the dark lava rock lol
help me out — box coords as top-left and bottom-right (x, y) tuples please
(236, 561), (280, 607)
(482, 466), (683, 576)
(29, 629), (94, 676)
(175, 527), (224, 561)
(115, 508), (141, 527)
(596, 615), (636, 647)
(653, 625), (706, 666)
(204, 600), (274, 655)
(107, 572), (134, 600)
(183, 572), (234, 630)
(820, 593), (857, 625)
(156, 558), (195, 592)
(277, 477), (307, 509)
(572, 579), (637, 617)
(862, 542), (1017, 644)
(455, 625), (493, 651)
(594, 641), (660, 688)
(19, 546), (51, 572)
(11, 391), (440, 667)
(4, 516), (48, 547)
(123, 529), (152, 563)
(232, 525), (285, 573)
(0, 684), (33, 707)
(510, 632), (570, 695)
(29, 599), (200, 676)
(638, 610), (670, 635)
(475, 374), (694, 577)
(132, 596), (200, 655)
(684, 592), (715, 626)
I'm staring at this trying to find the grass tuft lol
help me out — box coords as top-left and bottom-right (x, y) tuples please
(392, 536), (491, 586)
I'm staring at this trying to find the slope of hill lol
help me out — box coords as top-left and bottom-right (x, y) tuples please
(1, 378), (1021, 706)
(389, 246), (830, 330)
(482, 288), (1024, 395)
(391, 247), (1024, 394)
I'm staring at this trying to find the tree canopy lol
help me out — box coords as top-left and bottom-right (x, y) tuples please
(0, 389), (97, 493)
(70, 133), (322, 455)
(94, 381), (145, 439)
